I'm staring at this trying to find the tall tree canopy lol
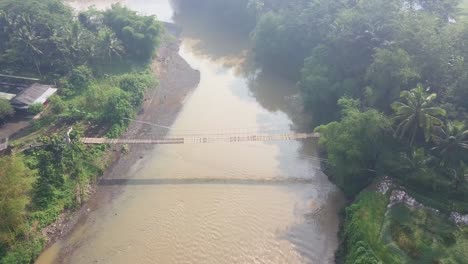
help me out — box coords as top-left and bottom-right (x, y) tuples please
(315, 98), (392, 196)
(0, 0), (163, 77)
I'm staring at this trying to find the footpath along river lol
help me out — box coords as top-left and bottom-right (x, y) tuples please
(36, 1), (343, 263)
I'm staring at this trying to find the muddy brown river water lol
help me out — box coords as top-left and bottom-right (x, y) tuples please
(36, 1), (343, 263)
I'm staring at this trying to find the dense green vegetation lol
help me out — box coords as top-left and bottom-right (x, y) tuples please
(0, 0), (161, 263)
(341, 191), (395, 263)
(316, 98), (393, 196)
(341, 191), (468, 263)
(0, 0), (162, 77)
(184, 0), (468, 262)
(1, 0), (467, 262)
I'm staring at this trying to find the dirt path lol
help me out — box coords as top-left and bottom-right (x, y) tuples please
(40, 27), (200, 256)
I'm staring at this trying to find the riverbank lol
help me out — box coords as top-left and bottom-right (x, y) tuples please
(36, 26), (200, 262)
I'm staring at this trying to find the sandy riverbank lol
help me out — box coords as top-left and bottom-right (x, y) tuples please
(39, 27), (200, 258)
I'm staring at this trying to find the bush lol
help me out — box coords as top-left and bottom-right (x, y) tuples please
(0, 99), (14, 123)
(118, 72), (155, 106)
(48, 95), (66, 114)
(0, 235), (44, 264)
(103, 93), (133, 124)
(69, 65), (93, 90)
(28, 103), (44, 115)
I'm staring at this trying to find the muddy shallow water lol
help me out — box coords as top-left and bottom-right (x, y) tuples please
(36, 1), (343, 263)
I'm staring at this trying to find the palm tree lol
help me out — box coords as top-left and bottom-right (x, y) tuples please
(3, 13), (45, 76)
(399, 148), (434, 183)
(97, 27), (124, 62)
(391, 84), (446, 146)
(445, 162), (468, 191)
(432, 122), (468, 166)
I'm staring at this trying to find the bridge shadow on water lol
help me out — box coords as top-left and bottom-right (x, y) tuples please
(99, 177), (315, 186)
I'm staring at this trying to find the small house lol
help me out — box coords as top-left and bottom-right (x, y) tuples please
(11, 83), (57, 110)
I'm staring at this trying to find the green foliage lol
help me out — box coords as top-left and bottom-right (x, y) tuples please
(385, 204), (468, 263)
(0, 155), (35, 248)
(343, 190), (468, 264)
(392, 85), (447, 146)
(27, 135), (105, 227)
(96, 27), (124, 62)
(300, 45), (356, 125)
(69, 65), (93, 90)
(252, 0), (343, 77)
(104, 93), (133, 125)
(0, 99), (14, 123)
(0, 235), (44, 264)
(250, 0), (468, 122)
(240, 0), (468, 262)
(28, 103), (44, 115)
(365, 48), (419, 111)
(0, 0), (163, 77)
(102, 4), (162, 60)
(117, 71), (156, 106)
(48, 95), (66, 114)
(0, 2), (160, 262)
(432, 122), (468, 167)
(0, 0), (91, 76)
(315, 98), (391, 196)
(343, 191), (398, 263)
(252, 12), (304, 76)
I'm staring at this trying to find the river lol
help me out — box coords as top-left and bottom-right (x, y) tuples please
(36, 1), (343, 263)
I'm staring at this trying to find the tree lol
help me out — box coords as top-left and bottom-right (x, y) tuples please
(251, 11), (308, 76)
(300, 45), (360, 125)
(391, 84), (446, 146)
(397, 148), (435, 184)
(96, 27), (124, 62)
(0, 155), (36, 247)
(32, 135), (69, 208)
(0, 0), (78, 75)
(444, 161), (468, 191)
(0, 99), (14, 124)
(315, 98), (391, 196)
(118, 72), (155, 106)
(103, 92), (133, 124)
(69, 65), (93, 90)
(102, 4), (162, 60)
(432, 122), (468, 166)
(365, 48), (419, 111)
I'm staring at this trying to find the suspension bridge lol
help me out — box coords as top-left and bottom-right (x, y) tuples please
(80, 132), (320, 145)
(78, 118), (320, 145)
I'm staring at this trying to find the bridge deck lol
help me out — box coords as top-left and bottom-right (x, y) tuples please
(80, 132), (319, 145)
